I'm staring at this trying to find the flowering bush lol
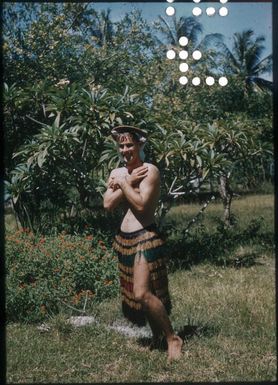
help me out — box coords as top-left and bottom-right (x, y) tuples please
(6, 229), (119, 323)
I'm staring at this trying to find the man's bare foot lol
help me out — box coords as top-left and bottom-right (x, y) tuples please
(167, 335), (183, 363)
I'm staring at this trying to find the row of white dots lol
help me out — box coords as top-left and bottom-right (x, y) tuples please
(166, 6), (228, 17)
(167, 49), (202, 60)
(179, 76), (228, 86)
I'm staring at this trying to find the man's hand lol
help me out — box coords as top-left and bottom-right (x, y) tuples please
(127, 165), (148, 186)
(114, 164), (159, 214)
(104, 168), (126, 211)
(108, 177), (119, 191)
(113, 165), (148, 189)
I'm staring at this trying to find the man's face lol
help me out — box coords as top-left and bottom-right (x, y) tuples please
(117, 133), (140, 166)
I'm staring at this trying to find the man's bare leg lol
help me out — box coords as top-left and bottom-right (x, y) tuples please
(133, 254), (183, 362)
(147, 315), (164, 350)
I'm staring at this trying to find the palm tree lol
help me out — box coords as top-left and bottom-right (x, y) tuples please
(154, 15), (224, 72)
(221, 29), (272, 92)
(155, 15), (223, 50)
(154, 15), (203, 47)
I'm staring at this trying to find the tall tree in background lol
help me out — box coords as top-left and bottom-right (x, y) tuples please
(154, 15), (224, 69)
(154, 15), (203, 47)
(221, 29), (272, 92)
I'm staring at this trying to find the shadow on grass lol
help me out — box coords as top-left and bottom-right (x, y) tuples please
(136, 323), (220, 352)
(161, 214), (274, 273)
(169, 253), (265, 273)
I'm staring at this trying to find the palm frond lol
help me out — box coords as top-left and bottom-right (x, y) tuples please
(252, 54), (272, 75)
(249, 77), (273, 92)
(157, 15), (177, 45)
(196, 33), (224, 51)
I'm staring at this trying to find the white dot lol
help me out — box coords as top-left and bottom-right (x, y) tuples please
(192, 7), (202, 17)
(206, 76), (215, 86)
(192, 50), (202, 60)
(206, 7), (216, 16)
(166, 0), (174, 2)
(193, 0), (201, 3)
(219, 76), (228, 86)
(219, 7), (228, 16)
(179, 50), (188, 60)
(192, 77), (201, 86)
(179, 76), (188, 85)
(166, 49), (176, 60)
(179, 36), (188, 46)
(166, 6), (175, 16)
(220, 0), (228, 3)
(179, 63), (189, 72)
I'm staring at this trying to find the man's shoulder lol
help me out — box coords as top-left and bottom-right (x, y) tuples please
(144, 163), (160, 174)
(143, 163), (160, 181)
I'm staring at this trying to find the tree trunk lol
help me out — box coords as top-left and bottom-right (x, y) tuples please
(218, 173), (233, 227)
(11, 199), (20, 230)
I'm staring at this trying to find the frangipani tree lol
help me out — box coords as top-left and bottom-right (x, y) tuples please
(7, 82), (150, 232)
(147, 117), (270, 226)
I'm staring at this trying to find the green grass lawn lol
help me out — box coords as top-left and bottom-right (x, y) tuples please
(7, 255), (275, 383)
(6, 194), (276, 382)
(168, 194), (274, 229)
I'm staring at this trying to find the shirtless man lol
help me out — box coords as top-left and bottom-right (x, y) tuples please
(103, 125), (183, 362)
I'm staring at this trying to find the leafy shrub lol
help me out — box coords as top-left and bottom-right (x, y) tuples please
(6, 229), (119, 323)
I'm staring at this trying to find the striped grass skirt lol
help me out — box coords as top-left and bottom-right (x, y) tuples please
(113, 224), (172, 326)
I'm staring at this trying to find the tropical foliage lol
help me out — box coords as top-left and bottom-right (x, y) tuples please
(3, 2), (273, 232)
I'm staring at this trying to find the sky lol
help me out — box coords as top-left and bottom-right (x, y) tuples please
(91, 1), (273, 79)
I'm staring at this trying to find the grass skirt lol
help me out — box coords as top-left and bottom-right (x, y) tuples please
(113, 224), (172, 326)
